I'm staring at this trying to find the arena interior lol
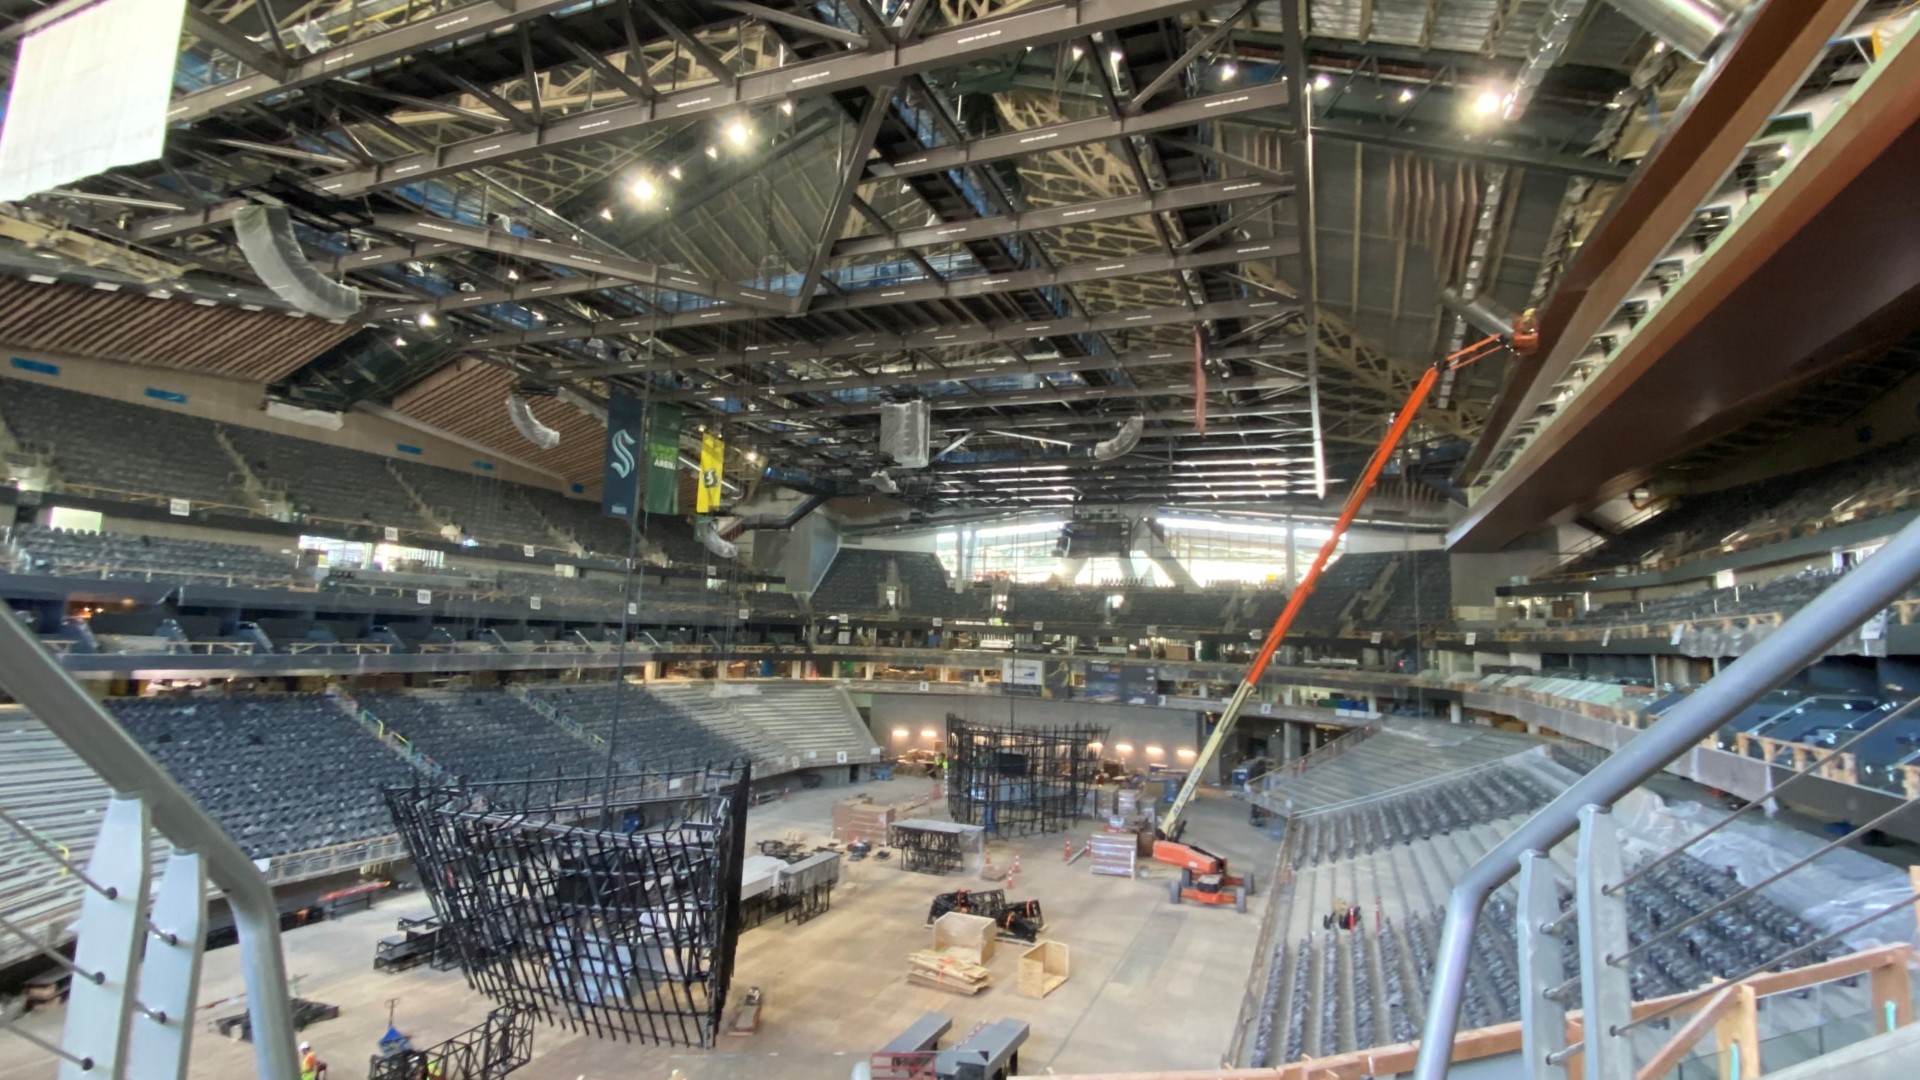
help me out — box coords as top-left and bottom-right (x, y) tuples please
(2, 1), (1920, 1078)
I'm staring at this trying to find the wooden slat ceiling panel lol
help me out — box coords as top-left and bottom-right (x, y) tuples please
(393, 357), (607, 481)
(0, 280), (356, 383)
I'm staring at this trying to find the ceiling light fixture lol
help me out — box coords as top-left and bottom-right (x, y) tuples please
(415, 312), (436, 328)
(630, 175), (659, 204)
(598, 206), (613, 220)
(779, 99), (794, 115)
(1474, 89), (1502, 116)
(726, 118), (751, 147)
(1220, 61), (1236, 79)
(506, 268), (519, 281)
(705, 145), (719, 159)
(1398, 88), (1414, 103)
(1070, 45), (1084, 61)
(1110, 49), (1123, 63)
(1313, 73), (1331, 90)
(393, 335), (406, 347)
(668, 164), (683, 180)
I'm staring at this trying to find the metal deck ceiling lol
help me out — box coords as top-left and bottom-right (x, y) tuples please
(0, 0), (1662, 511)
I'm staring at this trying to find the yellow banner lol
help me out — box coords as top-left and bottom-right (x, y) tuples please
(697, 431), (725, 513)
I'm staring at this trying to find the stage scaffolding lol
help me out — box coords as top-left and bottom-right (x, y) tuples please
(385, 763), (751, 1048)
(945, 716), (1107, 836)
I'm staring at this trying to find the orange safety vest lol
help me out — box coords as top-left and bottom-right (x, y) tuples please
(301, 1051), (320, 1080)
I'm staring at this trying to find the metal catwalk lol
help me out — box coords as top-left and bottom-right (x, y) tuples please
(386, 765), (750, 1047)
(945, 716), (1106, 836)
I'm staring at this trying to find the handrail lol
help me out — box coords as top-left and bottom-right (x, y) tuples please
(1411, 511), (1920, 1080)
(0, 596), (299, 1078)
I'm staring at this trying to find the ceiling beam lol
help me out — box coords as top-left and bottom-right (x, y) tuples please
(866, 80), (1291, 183)
(182, 7), (289, 82)
(371, 214), (787, 310)
(797, 89), (895, 305)
(138, 0), (1226, 238)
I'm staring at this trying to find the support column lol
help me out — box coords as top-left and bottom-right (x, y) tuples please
(1285, 519), (1298, 588)
(1576, 806), (1634, 1080)
(864, 662), (876, 680)
(1449, 700), (1464, 724)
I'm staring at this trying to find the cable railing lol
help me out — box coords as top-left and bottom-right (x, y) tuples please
(1413, 510), (1920, 1080)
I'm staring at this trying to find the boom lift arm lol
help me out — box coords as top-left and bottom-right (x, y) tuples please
(1158, 329), (1524, 840)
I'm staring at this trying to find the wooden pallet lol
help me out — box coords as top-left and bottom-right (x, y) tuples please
(907, 948), (991, 995)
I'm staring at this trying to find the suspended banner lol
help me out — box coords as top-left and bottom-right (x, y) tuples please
(697, 431), (725, 513)
(644, 402), (683, 515)
(601, 391), (646, 519)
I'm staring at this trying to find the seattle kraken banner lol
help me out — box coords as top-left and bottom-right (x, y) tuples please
(644, 402), (683, 515)
(601, 390), (645, 518)
(696, 431), (724, 513)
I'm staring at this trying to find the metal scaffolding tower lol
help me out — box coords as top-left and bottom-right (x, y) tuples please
(945, 717), (1106, 837)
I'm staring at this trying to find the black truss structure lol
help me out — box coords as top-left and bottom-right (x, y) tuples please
(369, 1006), (535, 1080)
(945, 716), (1107, 837)
(385, 764), (751, 1048)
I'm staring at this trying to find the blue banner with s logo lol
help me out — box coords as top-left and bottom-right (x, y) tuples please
(602, 390), (645, 518)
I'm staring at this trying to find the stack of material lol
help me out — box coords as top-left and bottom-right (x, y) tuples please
(1088, 831), (1137, 878)
(906, 949), (992, 995)
(832, 795), (897, 842)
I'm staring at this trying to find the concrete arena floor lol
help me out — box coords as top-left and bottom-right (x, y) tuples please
(2, 781), (1283, 1080)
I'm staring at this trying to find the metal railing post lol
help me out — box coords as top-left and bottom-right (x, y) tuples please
(0, 612), (300, 1080)
(1411, 511), (1920, 1080)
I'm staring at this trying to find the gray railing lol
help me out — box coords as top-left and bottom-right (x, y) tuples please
(1414, 510), (1920, 1079)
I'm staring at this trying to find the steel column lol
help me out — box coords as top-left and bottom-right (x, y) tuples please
(1517, 849), (1570, 1080)
(1575, 806), (1634, 1080)
(1411, 510), (1920, 1080)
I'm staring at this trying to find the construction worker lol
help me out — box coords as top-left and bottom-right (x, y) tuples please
(299, 1040), (325, 1080)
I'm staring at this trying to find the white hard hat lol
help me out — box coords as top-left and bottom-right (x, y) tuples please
(298, 1042), (310, 1051)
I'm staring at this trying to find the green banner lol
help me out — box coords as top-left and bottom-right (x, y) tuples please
(644, 402), (682, 515)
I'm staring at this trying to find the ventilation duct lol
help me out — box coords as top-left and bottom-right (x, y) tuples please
(505, 393), (560, 450)
(1606, 0), (1751, 62)
(233, 204), (361, 319)
(1093, 415), (1145, 461)
(1504, 0), (1590, 121)
(695, 519), (737, 559)
(1439, 287), (1522, 343)
(879, 400), (931, 468)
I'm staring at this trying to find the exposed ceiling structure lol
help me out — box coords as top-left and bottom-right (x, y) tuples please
(0, 0), (1681, 511)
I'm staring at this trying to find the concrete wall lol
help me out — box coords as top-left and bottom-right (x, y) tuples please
(1, 353), (576, 494)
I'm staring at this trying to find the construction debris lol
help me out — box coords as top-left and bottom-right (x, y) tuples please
(906, 949), (992, 995)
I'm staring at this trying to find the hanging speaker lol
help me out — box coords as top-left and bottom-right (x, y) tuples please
(879, 400), (930, 469)
(696, 519), (737, 559)
(1093, 415), (1145, 461)
(505, 393), (560, 450)
(233, 204), (361, 319)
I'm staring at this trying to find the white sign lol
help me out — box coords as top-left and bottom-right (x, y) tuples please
(1670, 623), (1686, 645)
(1601, 627), (1612, 647)
(1370, 631), (1384, 644)
(168, 497), (190, 516)
(1034, 621), (1045, 632)
(1146, 625), (1158, 636)
(837, 629), (851, 645)
(918, 681), (930, 692)
(1463, 631), (1478, 646)
(384, 526), (400, 542)
(530, 596), (542, 611)
(738, 608), (750, 620)
(931, 617), (943, 628)
(628, 601), (638, 616)
(416, 589), (431, 604)
(836, 750), (850, 764)
(524, 544), (537, 557)
(1001, 658), (1044, 686)
(1259, 702), (1273, 715)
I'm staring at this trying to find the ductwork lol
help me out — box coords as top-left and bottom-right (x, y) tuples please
(1504, 0), (1590, 121)
(695, 519), (738, 559)
(720, 493), (830, 538)
(1092, 415), (1145, 461)
(232, 204), (361, 319)
(1607, 0), (1753, 62)
(505, 393), (561, 450)
(1439, 287), (1522, 343)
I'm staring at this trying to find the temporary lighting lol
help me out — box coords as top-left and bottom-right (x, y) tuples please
(1473, 89), (1502, 115)
(1145, 745), (1164, 757)
(1176, 747), (1197, 760)
(1070, 45), (1084, 60)
(779, 99), (794, 115)
(505, 268), (519, 281)
(705, 145), (719, 159)
(1114, 742), (1134, 754)
(1219, 61), (1236, 79)
(725, 118), (751, 147)
(392, 335), (406, 347)
(415, 311), (436, 328)
(892, 727), (910, 739)
(629, 174), (659, 204)
(1398, 88), (1414, 103)
(920, 727), (938, 739)
(744, 450), (759, 463)
(598, 206), (613, 220)
(1313, 73), (1331, 90)
(668, 164), (683, 180)
(1088, 740), (1103, 751)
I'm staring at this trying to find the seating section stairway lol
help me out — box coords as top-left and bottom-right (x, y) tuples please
(527, 683), (751, 765)
(106, 694), (415, 859)
(0, 708), (119, 968)
(1259, 721), (1542, 812)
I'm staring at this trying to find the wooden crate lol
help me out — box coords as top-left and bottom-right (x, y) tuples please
(831, 796), (897, 842)
(1017, 941), (1069, 999)
(931, 911), (997, 965)
(1088, 832), (1137, 878)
